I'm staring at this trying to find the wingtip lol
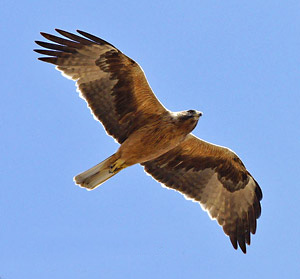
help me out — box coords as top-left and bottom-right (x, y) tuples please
(238, 240), (247, 254)
(75, 29), (116, 48)
(40, 31), (53, 40)
(36, 57), (57, 64)
(76, 29), (87, 35)
(76, 29), (86, 34)
(33, 49), (45, 54)
(55, 28), (69, 36)
(245, 230), (251, 246)
(229, 235), (238, 250)
(255, 183), (263, 201)
(34, 40), (44, 48)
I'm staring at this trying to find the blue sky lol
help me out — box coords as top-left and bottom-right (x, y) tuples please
(1, 0), (300, 278)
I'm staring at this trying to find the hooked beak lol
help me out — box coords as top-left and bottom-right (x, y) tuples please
(196, 110), (203, 119)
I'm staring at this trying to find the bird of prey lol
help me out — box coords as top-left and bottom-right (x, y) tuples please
(34, 29), (262, 253)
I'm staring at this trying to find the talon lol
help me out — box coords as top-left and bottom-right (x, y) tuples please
(109, 164), (116, 173)
(109, 160), (126, 173)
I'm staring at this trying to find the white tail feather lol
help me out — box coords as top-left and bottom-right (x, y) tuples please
(74, 154), (124, 190)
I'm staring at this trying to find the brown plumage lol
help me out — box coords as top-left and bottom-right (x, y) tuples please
(34, 29), (262, 253)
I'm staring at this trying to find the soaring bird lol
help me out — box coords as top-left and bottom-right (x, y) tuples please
(34, 29), (262, 253)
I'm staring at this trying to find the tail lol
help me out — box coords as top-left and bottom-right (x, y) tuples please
(74, 154), (126, 190)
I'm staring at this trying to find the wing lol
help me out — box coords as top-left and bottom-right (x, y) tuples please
(34, 29), (167, 143)
(142, 134), (262, 253)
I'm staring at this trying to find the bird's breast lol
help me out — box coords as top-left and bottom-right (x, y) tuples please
(117, 120), (188, 165)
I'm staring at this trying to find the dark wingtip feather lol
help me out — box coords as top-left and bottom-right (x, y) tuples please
(39, 31), (80, 48)
(253, 178), (263, 201)
(229, 235), (238, 250)
(255, 183), (263, 201)
(76, 30), (116, 48)
(55, 28), (64, 33)
(37, 57), (58, 64)
(252, 216), (257, 235)
(35, 40), (43, 46)
(253, 194), (262, 219)
(35, 40), (77, 53)
(237, 221), (247, 254)
(245, 229), (251, 245)
(40, 31), (50, 38)
(33, 49), (43, 54)
(240, 245), (247, 254)
(34, 49), (56, 56)
(237, 237), (247, 254)
(55, 29), (93, 45)
(55, 28), (71, 36)
(40, 32), (57, 41)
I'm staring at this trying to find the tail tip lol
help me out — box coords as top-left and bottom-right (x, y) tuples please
(73, 175), (96, 191)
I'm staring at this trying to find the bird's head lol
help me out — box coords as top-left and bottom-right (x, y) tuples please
(175, 109), (202, 133)
(182, 110), (202, 120)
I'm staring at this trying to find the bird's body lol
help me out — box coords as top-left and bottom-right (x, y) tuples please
(35, 29), (262, 253)
(76, 110), (201, 189)
(117, 110), (201, 165)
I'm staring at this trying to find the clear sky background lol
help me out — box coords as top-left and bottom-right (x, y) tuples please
(1, 1), (300, 278)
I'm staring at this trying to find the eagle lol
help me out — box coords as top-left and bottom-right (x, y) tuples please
(34, 29), (262, 253)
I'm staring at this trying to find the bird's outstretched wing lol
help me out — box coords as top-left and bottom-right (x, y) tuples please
(34, 29), (166, 143)
(142, 134), (262, 253)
